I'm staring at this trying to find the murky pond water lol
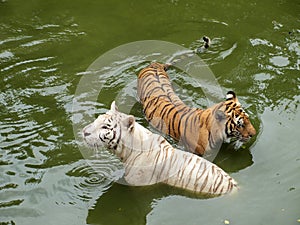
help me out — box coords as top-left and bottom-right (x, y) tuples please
(0, 0), (299, 224)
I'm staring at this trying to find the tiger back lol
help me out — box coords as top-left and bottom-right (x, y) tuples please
(137, 62), (256, 156)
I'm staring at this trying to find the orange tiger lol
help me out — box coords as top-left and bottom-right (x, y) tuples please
(137, 62), (256, 157)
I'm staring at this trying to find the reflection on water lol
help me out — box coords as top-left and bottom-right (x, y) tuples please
(0, 0), (299, 224)
(248, 30), (299, 116)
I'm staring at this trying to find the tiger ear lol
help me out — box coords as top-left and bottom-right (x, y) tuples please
(226, 91), (238, 102)
(214, 110), (227, 122)
(110, 101), (118, 113)
(123, 115), (135, 132)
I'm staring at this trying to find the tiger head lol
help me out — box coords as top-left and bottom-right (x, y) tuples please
(221, 91), (256, 144)
(82, 101), (135, 150)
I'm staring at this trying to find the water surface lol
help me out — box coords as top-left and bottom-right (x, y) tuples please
(0, 0), (299, 224)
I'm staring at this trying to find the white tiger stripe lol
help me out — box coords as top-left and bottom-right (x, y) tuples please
(82, 101), (238, 195)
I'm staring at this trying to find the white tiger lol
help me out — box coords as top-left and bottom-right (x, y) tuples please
(82, 101), (238, 195)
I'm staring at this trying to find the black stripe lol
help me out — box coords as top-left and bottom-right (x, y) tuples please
(173, 105), (189, 138)
(147, 100), (171, 123)
(159, 102), (173, 120)
(143, 86), (162, 99)
(182, 110), (198, 141)
(140, 78), (158, 96)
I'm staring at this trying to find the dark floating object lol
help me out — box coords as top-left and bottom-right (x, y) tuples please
(203, 36), (211, 49)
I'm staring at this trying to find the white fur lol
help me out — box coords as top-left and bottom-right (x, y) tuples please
(82, 102), (238, 195)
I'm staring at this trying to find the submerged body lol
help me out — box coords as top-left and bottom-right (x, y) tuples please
(82, 102), (238, 195)
(137, 62), (256, 156)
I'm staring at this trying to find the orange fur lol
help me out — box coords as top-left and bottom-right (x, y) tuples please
(137, 62), (256, 156)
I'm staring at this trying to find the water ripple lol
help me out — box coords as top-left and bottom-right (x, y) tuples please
(1, 56), (54, 72)
(0, 35), (32, 45)
(0, 118), (53, 150)
(67, 155), (124, 203)
(0, 11), (89, 224)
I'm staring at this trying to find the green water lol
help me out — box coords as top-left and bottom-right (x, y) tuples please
(0, 0), (299, 225)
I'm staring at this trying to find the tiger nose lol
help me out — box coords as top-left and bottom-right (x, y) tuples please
(246, 129), (256, 139)
(82, 127), (91, 137)
(249, 128), (256, 137)
(84, 131), (91, 137)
